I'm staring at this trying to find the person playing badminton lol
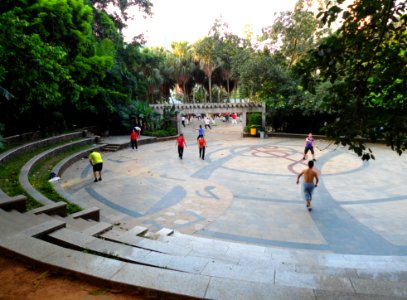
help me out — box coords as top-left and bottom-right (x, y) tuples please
(302, 133), (316, 161)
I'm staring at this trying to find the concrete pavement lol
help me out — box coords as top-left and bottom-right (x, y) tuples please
(59, 119), (407, 256)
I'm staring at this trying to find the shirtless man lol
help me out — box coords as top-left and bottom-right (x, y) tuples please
(296, 160), (319, 211)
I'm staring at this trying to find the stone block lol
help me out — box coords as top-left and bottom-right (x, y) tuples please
(275, 270), (354, 292)
(142, 251), (209, 273)
(205, 276), (316, 300)
(43, 248), (125, 281)
(111, 263), (210, 298)
(351, 277), (407, 297)
(31, 202), (67, 217)
(0, 235), (62, 261)
(71, 206), (100, 221)
(0, 195), (27, 212)
(22, 219), (66, 238)
(82, 222), (113, 236)
(202, 259), (275, 283)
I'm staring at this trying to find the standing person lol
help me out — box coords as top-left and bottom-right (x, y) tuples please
(197, 136), (207, 160)
(204, 117), (212, 130)
(303, 133), (316, 161)
(197, 125), (204, 140)
(176, 133), (187, 160)
(296, 160), (319, 211)
(134, 125), (141, 135)
(181, 115), (186, 127)
(89, 150), (103, 182)
(231, 113), (237, 126)
(130, 129), (138, 150)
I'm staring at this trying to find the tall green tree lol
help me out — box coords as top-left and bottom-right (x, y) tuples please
(260, 0), (326, 68)
(0, 0), (96, 133)
(170, 41), (195, 102)
(193, 36), (223, 103)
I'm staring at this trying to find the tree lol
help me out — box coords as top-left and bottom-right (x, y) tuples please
(169, 41), (195, 102)
(296, 0), (407, 159)
(193, 37), (223, 103)
(260, 0), (326, 68)
(0, 0), (94, 133)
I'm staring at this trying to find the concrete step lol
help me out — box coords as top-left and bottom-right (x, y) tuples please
(102, 145), (121, 152)
(82, 222), (113, 236)
(47, 228), (407, 297)
(100, 228), (191, 256)
(51, 215), (112, 236)
(0, 208), (55, 235)
(4, 233), (405, 299)
(160, 231), (407, 273)
(0, 195), (27, 212)
(48, 228), (210, 274)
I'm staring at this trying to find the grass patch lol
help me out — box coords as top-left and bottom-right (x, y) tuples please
(0, 152), (43, 210)
(29, 144), (91, 214)
(0, 139), (86, 212)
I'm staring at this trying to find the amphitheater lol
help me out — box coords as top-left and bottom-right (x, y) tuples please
(1, 119), (407, 299)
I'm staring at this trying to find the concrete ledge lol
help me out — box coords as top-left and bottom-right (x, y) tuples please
(19, 138), (96, 207)
(31, 202), (67, 217)
(70, 207), (100, 222)
(0, 131), (87, 167)
(0, 195), (27, 212)
(0, 235), (208, 299)
(52, 144), (106, 177)
(0, 131), (92, 210)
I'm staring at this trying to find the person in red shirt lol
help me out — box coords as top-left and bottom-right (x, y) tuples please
(176, 133), (187, 159)
(130, 129), (138, 150)
(197, 136), (207, 160)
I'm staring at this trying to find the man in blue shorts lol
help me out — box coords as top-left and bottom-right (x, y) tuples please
(296, 160), (319, 211)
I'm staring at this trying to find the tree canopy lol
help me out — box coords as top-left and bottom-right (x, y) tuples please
(0, 0), (406, 159)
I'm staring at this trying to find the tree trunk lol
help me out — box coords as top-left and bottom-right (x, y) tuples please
(208, 71), (212, 103)
(226, 78), (230, 102)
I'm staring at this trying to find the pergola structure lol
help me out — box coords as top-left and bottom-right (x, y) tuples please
(150, 102), (266, 132)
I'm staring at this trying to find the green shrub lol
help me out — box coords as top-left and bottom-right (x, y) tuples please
(145, 127), (177, 137)
(248, 113), (262, 126)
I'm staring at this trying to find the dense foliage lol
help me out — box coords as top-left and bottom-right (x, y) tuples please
(1, 0), (405, 159)
(0, 0), (152, 136)
(296, 0), (406, 159)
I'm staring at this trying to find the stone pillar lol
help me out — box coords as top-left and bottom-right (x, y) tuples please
(242, 108), (247, 128)
(262, 102), (266, 129)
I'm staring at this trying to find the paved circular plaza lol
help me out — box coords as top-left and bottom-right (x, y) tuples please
(60, 120), (407, 256)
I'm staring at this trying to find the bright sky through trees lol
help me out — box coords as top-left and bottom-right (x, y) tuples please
(123, 0), (298, 47)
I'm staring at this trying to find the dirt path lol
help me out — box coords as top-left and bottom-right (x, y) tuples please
(0, 255), (155, 300)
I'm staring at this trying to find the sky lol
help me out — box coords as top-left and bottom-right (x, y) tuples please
(123, 0), (299, 48)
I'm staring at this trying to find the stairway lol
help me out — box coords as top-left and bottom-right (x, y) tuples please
(102, 144), (122, 152)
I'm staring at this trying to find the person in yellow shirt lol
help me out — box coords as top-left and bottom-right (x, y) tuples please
(88, 151), (103, 182)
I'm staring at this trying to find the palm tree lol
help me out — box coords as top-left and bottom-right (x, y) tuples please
(193, 37), (223, 103)
(170, 42), (195, 103)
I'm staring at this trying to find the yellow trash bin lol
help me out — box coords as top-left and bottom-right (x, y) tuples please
(250, 127), (257, 136)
